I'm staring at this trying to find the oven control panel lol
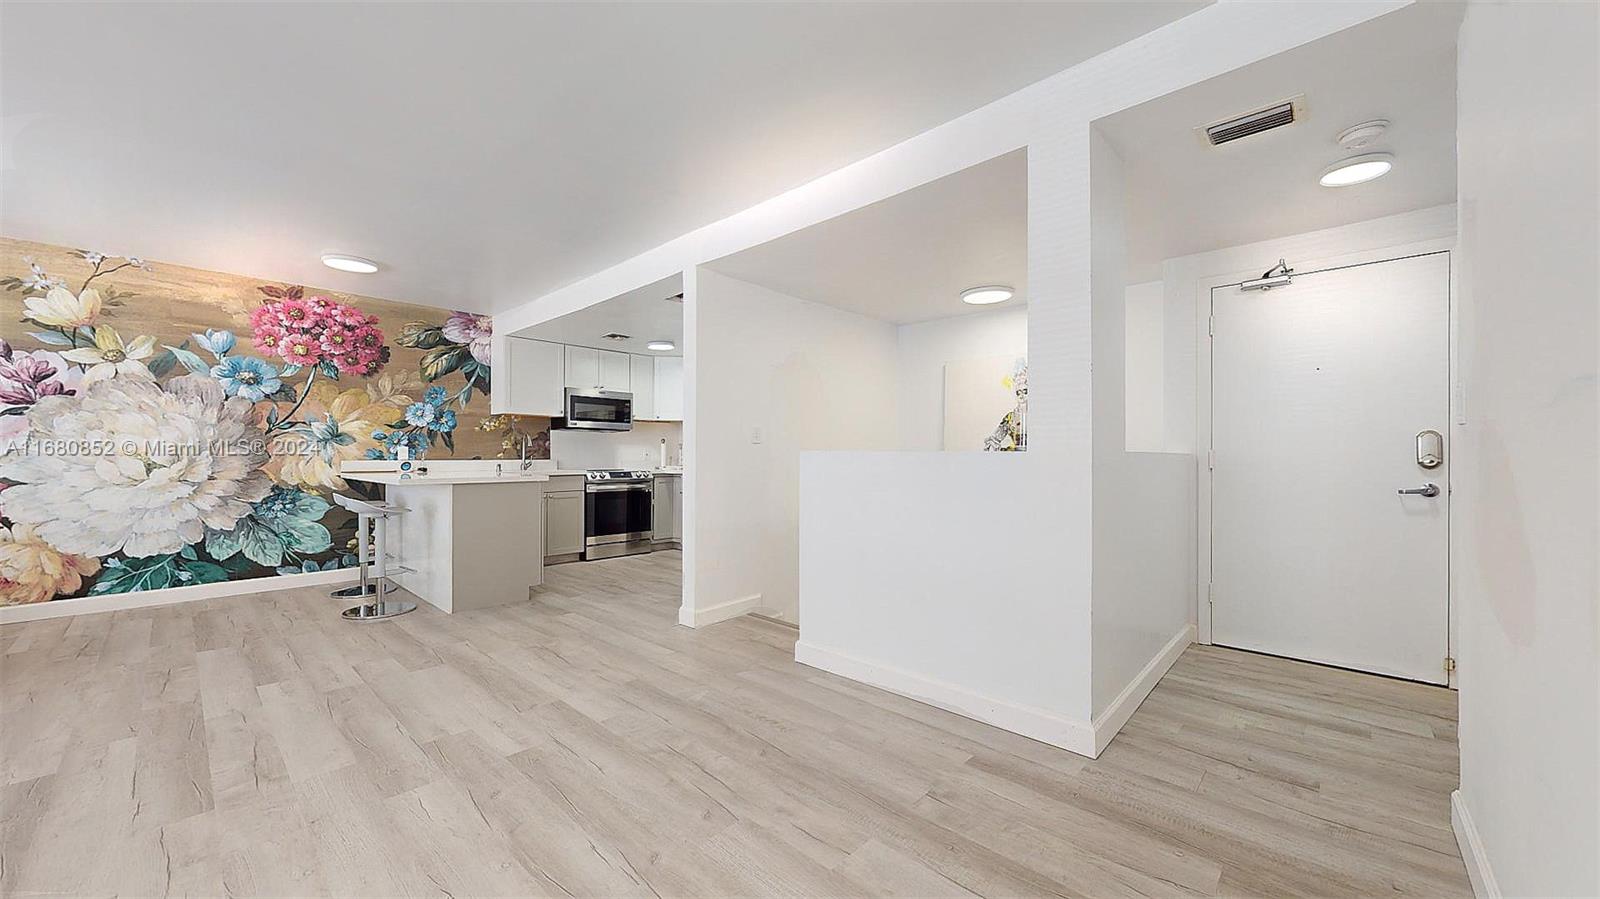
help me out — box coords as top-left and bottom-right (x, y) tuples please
(585, 470), (653, 482)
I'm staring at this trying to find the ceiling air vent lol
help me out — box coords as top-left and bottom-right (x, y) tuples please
(601, 332), (631, 341)
(1202, 97), (1303, 146)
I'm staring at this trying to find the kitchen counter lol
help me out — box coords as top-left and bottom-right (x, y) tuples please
(339, 470), (546, 613)
(343, 472), (550, 486)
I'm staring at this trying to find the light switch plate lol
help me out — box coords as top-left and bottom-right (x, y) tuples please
(750, 427), (764, 445)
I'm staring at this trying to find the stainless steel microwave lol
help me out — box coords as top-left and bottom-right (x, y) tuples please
(557, 388), (633, 431)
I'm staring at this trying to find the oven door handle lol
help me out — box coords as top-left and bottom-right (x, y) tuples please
(587, 483), (652, 493)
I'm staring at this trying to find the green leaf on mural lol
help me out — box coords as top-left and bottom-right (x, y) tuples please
(397, 322), (450, 350)
(27, 330), (73, 346)
(419, 345), (468, 382)
(163, 344), (212, 376)
(89, 554), (180, 595)
(204, 488), (333, 568)
(317, 359), (340, 380)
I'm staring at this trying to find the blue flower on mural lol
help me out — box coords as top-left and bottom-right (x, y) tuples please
(193, 328), (236, 359)
(404, 401), (436, 427)
(211, 355), (283, 402)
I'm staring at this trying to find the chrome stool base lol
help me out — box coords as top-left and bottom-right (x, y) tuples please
(341, 599), (418, 620)
(330, 581), (398, 598)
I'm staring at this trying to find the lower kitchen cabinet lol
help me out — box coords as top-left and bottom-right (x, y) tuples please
(652, 476), (683, 545)
(544, 488), (585, 561)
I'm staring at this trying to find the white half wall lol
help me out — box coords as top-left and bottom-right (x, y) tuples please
(796, 450), (1094, 751)
(1453, 3), (1599, 896)
(690, 269), (898, 625)
(896, 307), (1029, 451)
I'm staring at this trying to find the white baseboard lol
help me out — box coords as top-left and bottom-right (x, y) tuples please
(678, 593), (761, 628)
(794, 640), (1096, 756)
(0, 568), (356, 625)
(1452, 790), (1501, 899)
(1091, 624), (1195, 757)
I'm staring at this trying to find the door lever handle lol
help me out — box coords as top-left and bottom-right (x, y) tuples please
(1398, 483), (1441, 498)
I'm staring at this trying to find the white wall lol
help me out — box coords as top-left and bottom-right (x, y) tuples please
(550, 420), (683, 470)
(1123, 280), (1165, 452)
(1453, 3), (1599, 896)
(895, 307), (1028, 451)
(692, 269), (898, 624)
(494, 1), (1412, 754)
(1090, 130), (1194, 722)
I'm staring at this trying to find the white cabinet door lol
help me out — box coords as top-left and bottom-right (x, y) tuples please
(653, 356), (683, 420)
(564, 345), (601, 390)
(503, 337), (564, 416)
(1211, 252), (1450, 684)
(630, 355), (656, 419)
(544, 491), (585, 558)
(672, 477), (683, 540)
(652, 476), (681, 541)
(599, 350), (631, 393)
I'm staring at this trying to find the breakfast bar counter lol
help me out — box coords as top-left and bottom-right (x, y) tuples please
(341, 471), (549, 613)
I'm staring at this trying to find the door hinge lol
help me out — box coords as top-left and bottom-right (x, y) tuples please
(1207, 582), (1215, 606)
(1208, 313), (1214, 337)
(1444, 656), (1456, 674)
(1207, 449), (1216, 470)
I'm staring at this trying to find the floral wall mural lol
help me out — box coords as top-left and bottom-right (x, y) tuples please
(0, 238), (549, 604)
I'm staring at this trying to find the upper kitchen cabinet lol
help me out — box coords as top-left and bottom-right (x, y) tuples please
(653, 356), (684, 421)
(565, 345), (630, 392)
(501, 337), (565, 416)
(630, 354), (657, 419)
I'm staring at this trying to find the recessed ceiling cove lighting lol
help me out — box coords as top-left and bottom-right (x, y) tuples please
(321, 253), (379, 273)
(960, 285), (1014, 305)
(1319, 153), (1393, 188)
(646, 340), (676, 351)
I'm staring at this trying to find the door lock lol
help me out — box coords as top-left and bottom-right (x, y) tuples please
(1398, 483), (1441, 498)
(1416, 429), (1444, 469)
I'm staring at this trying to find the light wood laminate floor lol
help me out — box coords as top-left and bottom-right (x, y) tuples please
(1, 551), (1470, 897)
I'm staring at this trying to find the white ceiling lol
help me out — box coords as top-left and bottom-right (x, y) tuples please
(0, 2), (1202, 314)
(707, 149), (1026, 325)
(524, 273), (683, 355)
(1097, 3), (1461, 282)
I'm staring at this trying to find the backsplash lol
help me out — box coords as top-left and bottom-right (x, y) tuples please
(0, 237), (549, 604)
(551, 420), (683, 470)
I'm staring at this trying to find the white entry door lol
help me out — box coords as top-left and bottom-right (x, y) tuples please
(1211, 251), (1450, 684)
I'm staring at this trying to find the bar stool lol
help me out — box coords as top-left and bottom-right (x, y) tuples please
(331, 493), (416, 620)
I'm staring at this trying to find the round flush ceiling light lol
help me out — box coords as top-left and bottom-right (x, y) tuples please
(960, 285), (1014, 306)
(1319, 153), (1394, 188)
(320, 253), (379, 274)
(646, 340), (676, 351)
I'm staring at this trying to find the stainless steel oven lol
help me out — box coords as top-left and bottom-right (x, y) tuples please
(559, 389), (633, 431)
(584, 470), (653, 559)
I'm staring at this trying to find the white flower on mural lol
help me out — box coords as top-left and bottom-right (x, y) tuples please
(0, 374), (272, 557)
(22, 284), (103, 329)
(61, 326), (156, 385)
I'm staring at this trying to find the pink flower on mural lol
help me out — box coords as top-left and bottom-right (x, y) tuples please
(1, 338), (86, 452)
(442, 312), (492, 366)
(249, 286), (387, 376)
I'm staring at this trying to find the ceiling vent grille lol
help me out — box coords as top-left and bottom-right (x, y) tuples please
(1204, 99), (1300, 146)
(601, 332), (631, 341)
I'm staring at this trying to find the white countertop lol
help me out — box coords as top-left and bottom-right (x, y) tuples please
(343, 472), (550, 486)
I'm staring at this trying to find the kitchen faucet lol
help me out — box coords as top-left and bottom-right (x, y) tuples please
(520, 435), (533, 472)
